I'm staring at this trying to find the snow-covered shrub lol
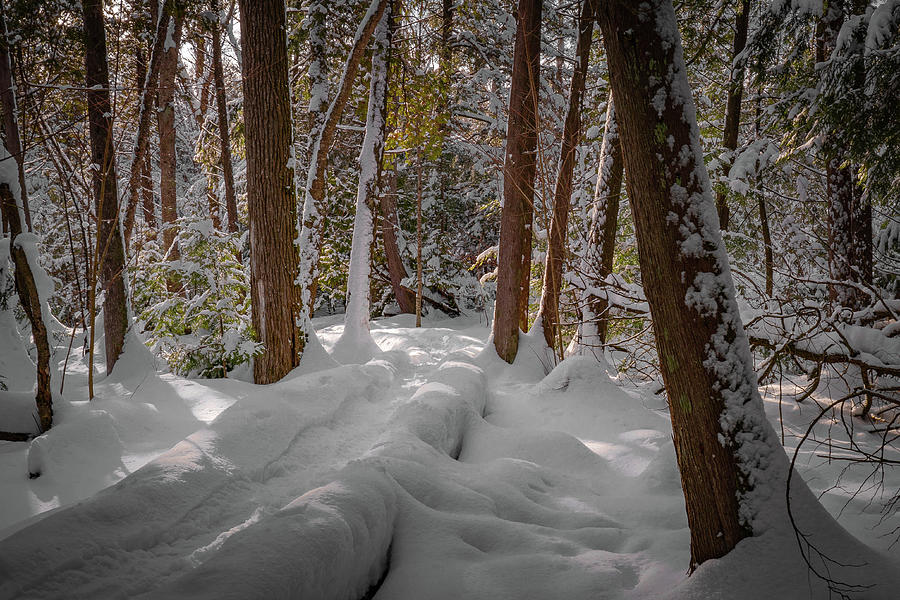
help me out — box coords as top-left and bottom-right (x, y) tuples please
(134, 218), (259, 378)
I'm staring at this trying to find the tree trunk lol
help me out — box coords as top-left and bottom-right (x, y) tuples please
(83, 0), (129, 377)
(212, 0), (238, 233)
(335, 6), (391, 361)
(239, 0), (302, 384)
(598, 0), (781, 570)
(380, 166), (416, 313)
(0, 1), (30, 231)
(492, 0), (542, 363)
(816, 5), (867, 309)
(713, 0), (750, 231)
(134, 45), (158, 235)
(1, 166), (51, 432)
(580, 96), (623, 351)
(851, 182), (872, 287)
(415, 149), (423, 328)
(158, 6), (183, 288)
(297, 0), (390, 327)
(1, 5), (50, 430)
(123, 0), (170, 246)
(305, 0), (328, 166)
(759, 192), (773, 297)
(537, 0), (596, 352)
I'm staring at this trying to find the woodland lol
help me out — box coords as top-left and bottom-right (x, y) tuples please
(0, 0), (899, 598)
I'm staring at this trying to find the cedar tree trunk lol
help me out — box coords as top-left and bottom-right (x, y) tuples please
(599, 0), (770, 569)
(492, 0), (542, 363)
(239, 0), (302, 383)
(537, 0), (596, 351)
(83, 0), (129, 375)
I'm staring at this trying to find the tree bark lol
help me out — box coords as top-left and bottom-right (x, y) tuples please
(492, 0), (542, 363)
(157, 6), (183, 288)
(239, 0), (302, 384)
(123, 0), (170, 246)
(816, 5), (868, 310)
(133, 45), (158, 235)
(713, 0), (750, 231)
(297, 0), (390, 326)
(211, 0), (238, 233)
(1, 172), (51, 432)
(380, 166), (416, 313)
(537, 0), (596, 352)
(580, 96), (623, 350)
(0, 1), (30, 231)
(759, 192), (773, 297)
(598, 0), (779, 570)
(83, 0), (129, 376)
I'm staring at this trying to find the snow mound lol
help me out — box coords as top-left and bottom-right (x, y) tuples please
(153, 356), (489, 599)
(0, 356), (401, 599)
(0, 391), (39, 436)
(27, 409), (125, 481)
(148, 466), (398, 600)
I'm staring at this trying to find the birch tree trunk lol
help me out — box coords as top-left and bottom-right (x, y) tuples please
(334, 6), (391, 363)
(83, 0), (129, 377)
(239, 0), (302, 384)
(492, 0), (542, 363)
(536, 0), (596, 352)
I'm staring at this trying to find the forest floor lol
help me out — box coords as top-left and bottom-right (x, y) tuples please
(0, 314), (898, 599)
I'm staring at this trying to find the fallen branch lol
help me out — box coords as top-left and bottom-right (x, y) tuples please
(748, 335), (900, 378)
(0, 431), (33, 442)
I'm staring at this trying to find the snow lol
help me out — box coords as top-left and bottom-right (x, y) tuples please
(867, 1), (900, 54)
(0, 316), (898, 598)
(333, 7), (390, 366)
(0, 144), (25, 231)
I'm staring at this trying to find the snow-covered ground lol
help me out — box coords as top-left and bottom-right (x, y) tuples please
(0, 315), (898, 599)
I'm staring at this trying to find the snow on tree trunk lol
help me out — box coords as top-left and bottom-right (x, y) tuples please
(492, 0), (542, 364)
(83, 0), (129, 377)
(817, 4), (872, 310)
(535, 0), (596, 353)
(0, 145), (52, 432)
(296, 0), (390, 340)
(305, 0), (328, 167)
(578, 97), (623, 354)
(239, 0), (302, 384)
(333, 7), (391, 365)
(0, 1), (31, 232)
(598, 0), (795, 570)
(713, 0), (750, 231)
